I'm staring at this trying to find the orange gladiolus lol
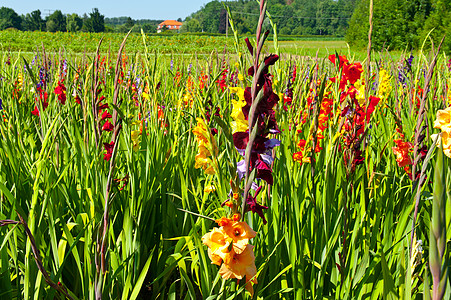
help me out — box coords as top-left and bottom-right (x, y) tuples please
(219, 244), (258, 296)
(202, 219), (258, 295)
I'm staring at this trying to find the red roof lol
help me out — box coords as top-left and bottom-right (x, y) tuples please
(158, 20), (183, 27)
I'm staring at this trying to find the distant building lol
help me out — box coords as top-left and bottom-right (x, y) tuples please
(157, 20), (183, 33)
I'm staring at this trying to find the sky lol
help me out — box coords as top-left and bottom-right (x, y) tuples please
(1, 0), (211, 20)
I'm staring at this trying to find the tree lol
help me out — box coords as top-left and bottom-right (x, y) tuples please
(422, 0), (451, 52)
(198, 1), (223, 32)
(0, 7), (22, 30)
(218, 8), (228, 34)
(142, 23), (156, 33)
(181, 17), (201, 32)
(118, 17), (135, 33)
(84, 8), (105, 32)
(124, 17), (134, 30)
(46, 10), (66, 32)
(23, 10), (44, 31)
(67, 13), (83, 32)
(346, 0), (433, 50)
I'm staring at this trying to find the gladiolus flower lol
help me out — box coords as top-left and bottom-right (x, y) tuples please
(131, 130), (141, 151)
(102, 120), (114, 132)
(432, 106), (451, 158)
(433, 107), (451, 133)
(218, 244), (257, 296)
(392, 139), (413, 167)
(432, 132), (451, 158)
(31, 106), (39, 116)
(103, 141), (114, 161)
(202, 219), (257, 296)
(54, 81), (66, 105)
(193, 118), (218, 175)
(101, 110), (112, 120)
(98, 100), (108, 111)
(246, 186), (268, 224)
(329, 54), (348, 69)
(204, 185), (216, 194)
(378, 69), (392, 100)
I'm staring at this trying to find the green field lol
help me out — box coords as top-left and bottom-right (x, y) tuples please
(0, 30), (402, 63)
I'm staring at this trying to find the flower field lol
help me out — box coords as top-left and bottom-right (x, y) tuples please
(0, 3), (450, 300)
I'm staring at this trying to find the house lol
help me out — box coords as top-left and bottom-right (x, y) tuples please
(157, 20), (183, 33)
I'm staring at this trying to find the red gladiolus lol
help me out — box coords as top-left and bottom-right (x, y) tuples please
(31, 106), (39, 116)
(199, 73), (208, 90)
(329, 54), (348, 69)
(217, 68), (228, 92)
(103, 141), (114, 161)
(343, 63), (363, 85)
(102, 120), (114, 132)
(54, 81), (66, 105)
(366, 96), (380, 122)
(392, 139), (413, 168)
(101, 110), (112, 120)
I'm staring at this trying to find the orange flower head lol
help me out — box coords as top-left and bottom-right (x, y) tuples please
(232, 213), (241, 221)
(202, 227), (232, 265)
(224, 201), (234, 208)
(222, 221), (256, 254)
(392, 139), (413, 167)
(219, 244), (257, 296)
(216, 217), (231, 227)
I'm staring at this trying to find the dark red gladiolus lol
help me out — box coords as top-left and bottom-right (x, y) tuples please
(254, 158), (273, 185)
(217, 68), (228, 92)
(232, 53), (281, 185)
(244, 37), (254, 56)
(233, 132), (249, 150)
(237, 31), (281, 224)
(246, 186), (268, 224)
(98, 102), (109, 111)
(264, 54), (279, 66)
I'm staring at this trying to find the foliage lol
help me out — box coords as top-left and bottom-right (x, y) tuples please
(67, 13), (83, 33)
(0, 6), (22, 30)
(46, 10), (66, 32)
(22, 10), (45, 31)
(181, 17), (202, 33)
(83, 8), (105, 33)
(184, 0), (356, 36)
(346, 0), (451, 52)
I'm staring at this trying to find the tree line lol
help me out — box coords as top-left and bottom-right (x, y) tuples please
(181, 0), (356, 36)
(0, 7), (161, 33)
(346, 0), (451, 52)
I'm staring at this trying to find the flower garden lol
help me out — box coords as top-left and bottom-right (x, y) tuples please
(0, 1), (450, 299)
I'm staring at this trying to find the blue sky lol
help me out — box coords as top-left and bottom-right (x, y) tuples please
(1, 0), (211, 20)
